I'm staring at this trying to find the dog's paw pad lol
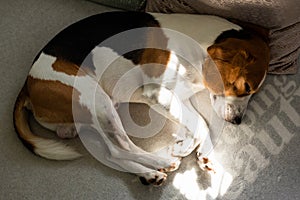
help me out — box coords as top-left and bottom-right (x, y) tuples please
(159, 159), (181, 173)
(139, 171), (167, 186)
(197, 155), (216, 174)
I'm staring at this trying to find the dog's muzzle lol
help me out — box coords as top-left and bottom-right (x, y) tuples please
(224, 103), (243, 124)
(209, 94), (251, 125)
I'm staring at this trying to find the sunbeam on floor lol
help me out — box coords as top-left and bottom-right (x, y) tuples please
(173, 162), (233, 200)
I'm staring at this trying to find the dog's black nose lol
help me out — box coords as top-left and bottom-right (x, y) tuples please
(231, 116), (242, 125)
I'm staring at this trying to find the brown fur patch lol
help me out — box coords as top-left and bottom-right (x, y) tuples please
(138, 26), (171, 78)
(203, 35), (269, 97)
(26, 76), (92, 124)
(140, 48), (171, 78)
(52, 59), (79, 76)
(52, 58), (92, 76)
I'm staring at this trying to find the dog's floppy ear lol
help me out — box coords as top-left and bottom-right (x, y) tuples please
(232, 50), (255, 66)
(208, 45), (255, 65)
(207, 44), (223, 59)
(203, 45), (225, 95)
(207, 44), (236, 62)
(202, 57), (224, 95)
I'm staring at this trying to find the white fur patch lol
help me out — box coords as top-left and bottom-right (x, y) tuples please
(30, 53), (99, 115)
(153, 13), (241, 50)
(31, 137), (81, 160)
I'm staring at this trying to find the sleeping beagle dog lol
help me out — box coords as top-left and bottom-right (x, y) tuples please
(13, 11), (269, 185)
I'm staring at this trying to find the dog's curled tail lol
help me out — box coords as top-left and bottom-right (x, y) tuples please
(13, 86), (81, 160)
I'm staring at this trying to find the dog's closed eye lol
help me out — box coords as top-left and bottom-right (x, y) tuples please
(244, 82), (251, 93)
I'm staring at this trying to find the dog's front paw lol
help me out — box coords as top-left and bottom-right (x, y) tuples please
(197, 153), (216, 174)
(172, 130), (198, 157)
(158, 158), (181, 173)
(139, 171), (167, 186)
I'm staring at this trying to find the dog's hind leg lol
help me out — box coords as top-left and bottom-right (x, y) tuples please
(77, 85), (176, 180)
(107, 156), (168, 186)
(78, 125), (171, 185)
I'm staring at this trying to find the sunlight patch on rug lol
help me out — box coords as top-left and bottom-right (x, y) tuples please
(173, 163), (232, 199)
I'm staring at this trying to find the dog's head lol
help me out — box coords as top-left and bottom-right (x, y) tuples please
(202, 30), (269, 124)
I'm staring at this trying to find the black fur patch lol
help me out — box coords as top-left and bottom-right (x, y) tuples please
(214, 29), (252, 44)
(34, 11), (167, 72)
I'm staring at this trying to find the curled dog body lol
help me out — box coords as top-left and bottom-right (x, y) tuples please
(13, 11), (269, 185)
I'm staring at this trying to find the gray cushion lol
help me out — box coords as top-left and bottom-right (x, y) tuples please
(88, 0), (146, 11)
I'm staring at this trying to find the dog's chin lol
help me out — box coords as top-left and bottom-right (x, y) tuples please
(209, 93), (251, 125)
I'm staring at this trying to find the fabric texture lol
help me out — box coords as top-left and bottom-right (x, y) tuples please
(146, 0), (300, 74)
(2, 1), (300, 199)
(88, 0), (146, 11)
